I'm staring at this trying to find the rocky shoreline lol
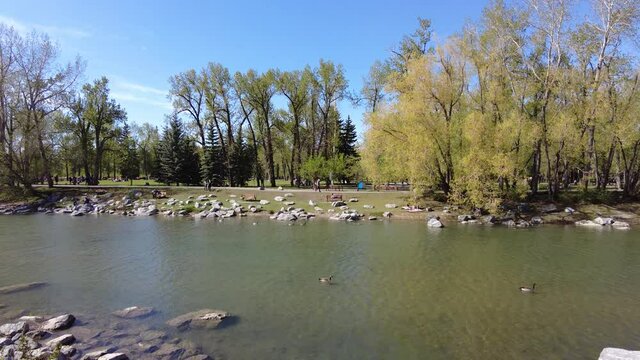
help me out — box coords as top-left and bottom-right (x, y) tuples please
(0, 297), (230, 359)
(0, 190), (636, 229)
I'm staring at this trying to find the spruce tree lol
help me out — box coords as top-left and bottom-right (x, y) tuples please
(201, 124), (225, 186)
(179, 137), (201, 185)
(230, 137), (254, 186)
(338, 115), (358, 158)
(157, 115), (185, 185)
(119, 123), (140, 185)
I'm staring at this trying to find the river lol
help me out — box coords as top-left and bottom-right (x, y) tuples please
(0, 215), (639, 359)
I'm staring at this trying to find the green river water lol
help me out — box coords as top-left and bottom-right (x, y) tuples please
(0, 215), (639, 359)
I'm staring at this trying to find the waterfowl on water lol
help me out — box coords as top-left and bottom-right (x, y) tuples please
(319, 276), (333, 284)
(519, 283), (536, 293)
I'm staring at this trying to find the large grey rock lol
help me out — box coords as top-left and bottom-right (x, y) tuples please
(61, 345), (77, 357)
(0, 336), (12, 346)
(599, 348), (640, 360)
(166, 309), (230, 330)
(0, 321), (27, 337)
(538, 203), (558, 213)
(427, 218), (444, 228)
(575, 220), (601, 227)
(41, 314), (75, 331)
(80, 348), (109, 360)
(184, 355), (213, 360)
(98, 353), (129, 360)
(154, 343), (185, 358)
(0, 282), (47, 294)
(112, 306), (155, 319)
(594, 217), (614, 225)
(46, 333), (75, 348)
(612, 221), (631, 229)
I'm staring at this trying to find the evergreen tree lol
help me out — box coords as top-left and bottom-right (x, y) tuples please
(201, 124), (225, 187)
(119, 123), (140, 185)
(179, 138), (201, 185)
(230, 137), (255, 186)
(157, 115), (186, 186)
(338, 115), (358, 158)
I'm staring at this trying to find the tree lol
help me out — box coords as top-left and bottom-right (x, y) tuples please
(276, 68), (312, 185)
(201, 123), (225, 186)
(338, 115), (358, 158)
(157, 115), (186, 186)
(119, 123), (140, 185)
(234, 69), (278, 187)
(169, 69), (206, 147)
(314, 60), (348, 158)
(84, 77), (126, 184)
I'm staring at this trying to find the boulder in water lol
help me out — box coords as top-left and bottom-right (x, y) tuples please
(112, 306), (155, 319)
(0, 282), (47, 294)
(41, 314), (75, 331)
(598, 348), (640, 360)
(427, 218), (443, 228)
(166, 309), (230, 330)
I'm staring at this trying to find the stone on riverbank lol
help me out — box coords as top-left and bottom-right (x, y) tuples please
(0, 282), (47, 294)
(41, 314), (75, 331)
(166, 309), (230, 330)
(0, 321), (27, 337)
(112, 306), (155, 319)
(46, 333), (75, 348)
(98, 353), (129, 360)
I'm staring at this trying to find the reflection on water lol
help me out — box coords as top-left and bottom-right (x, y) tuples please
(1, 215), (639, 359)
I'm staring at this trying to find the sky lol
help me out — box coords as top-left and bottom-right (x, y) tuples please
(1, 0), (489, 134)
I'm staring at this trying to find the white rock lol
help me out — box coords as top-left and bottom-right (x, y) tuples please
(594, 217), (614, 225)
(612, 221), (631, 229)
(274, 196), (285, 202)
(427, 218), (444, 228)
(348, 198), (358, 202)
(385, 204), (397, 209)
(260, 200), (270, 205)
(363, 205), (374, 209)
(599, 348), (640, 360)
(284, 193), (294, 197)
(308, 200), (317, 206)
(575, 220), (601, 227)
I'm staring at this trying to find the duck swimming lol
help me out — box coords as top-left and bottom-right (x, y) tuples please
(519, 283), (536, 293)
(319, 276), (333, 284)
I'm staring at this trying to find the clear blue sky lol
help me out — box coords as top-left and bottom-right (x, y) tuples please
(1, 0), (488, 133)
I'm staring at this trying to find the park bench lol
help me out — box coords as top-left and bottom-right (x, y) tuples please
(328, 184), (344, 191)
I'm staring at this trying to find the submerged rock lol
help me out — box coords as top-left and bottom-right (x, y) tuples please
(166, 309), (230, 330)
(0, 282), (47, 294)
(112, 306), (155, 319)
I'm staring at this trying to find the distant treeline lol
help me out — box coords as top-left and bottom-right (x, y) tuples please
(0, 24), (359, 189)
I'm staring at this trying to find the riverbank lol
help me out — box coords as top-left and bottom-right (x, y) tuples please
(0, 283), (225, 359)
(0, 185), (638, 227)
